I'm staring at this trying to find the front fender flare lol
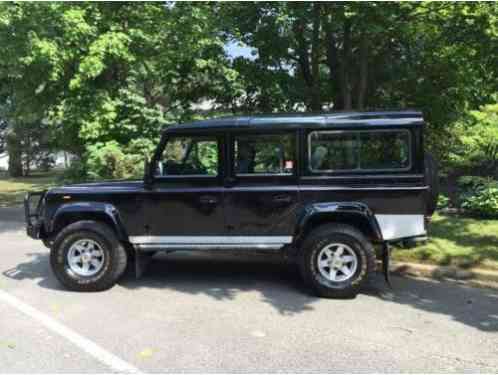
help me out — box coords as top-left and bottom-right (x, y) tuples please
(293, 202), (383, 246)
(48, 202), (128, 241)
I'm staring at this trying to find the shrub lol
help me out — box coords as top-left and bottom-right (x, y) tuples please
(86, 141), (145, 180)
(58, 159), (88, 184)
(437, 194), (450, 209)
(457, 175), (493, 190)
(461, 180), (498, 218)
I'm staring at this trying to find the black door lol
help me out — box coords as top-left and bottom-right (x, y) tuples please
(224, 130), (300, 244)
(132, 133), (225, 245)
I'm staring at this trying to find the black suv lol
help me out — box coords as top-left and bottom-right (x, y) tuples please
(25, 111), (438, 298)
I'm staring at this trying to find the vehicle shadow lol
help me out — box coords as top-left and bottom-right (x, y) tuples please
(3, 250), (498, 331)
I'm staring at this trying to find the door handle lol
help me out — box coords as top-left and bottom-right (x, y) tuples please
(199, 195), (218, 205)
(272, 195), (292, 204)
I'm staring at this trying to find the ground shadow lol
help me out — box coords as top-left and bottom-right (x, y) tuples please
(2, 252), (64, 291)
(4, 249), (497, 331)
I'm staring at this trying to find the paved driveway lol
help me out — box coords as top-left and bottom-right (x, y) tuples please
(0, 207), (497, 373)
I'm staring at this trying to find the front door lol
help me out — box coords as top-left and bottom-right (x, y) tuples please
(132, 133), (225, 246)
(224, 130), (300, 246)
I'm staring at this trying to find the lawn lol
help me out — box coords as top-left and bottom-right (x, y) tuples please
(0, 171), (60, 207)
(393, 213), (498, 271)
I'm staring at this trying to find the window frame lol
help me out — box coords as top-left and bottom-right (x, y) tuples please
(306, 128), (412, 174)
(153, 133), (223, 180)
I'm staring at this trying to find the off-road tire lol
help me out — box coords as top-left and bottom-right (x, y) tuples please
(50, 220), (127, 292)
(299, 224), (376, 298)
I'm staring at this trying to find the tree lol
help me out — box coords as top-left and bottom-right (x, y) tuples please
(0, 2), (238, 178)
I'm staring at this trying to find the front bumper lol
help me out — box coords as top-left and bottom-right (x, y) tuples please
(24, 191), (46, 239)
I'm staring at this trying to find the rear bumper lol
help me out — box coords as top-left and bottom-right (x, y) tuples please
(24, 192), (46, 239)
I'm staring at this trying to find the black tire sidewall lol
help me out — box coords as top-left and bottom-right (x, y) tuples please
(50, 222), (126, 291)
(307, 233), (368, 292)
(54, 230), (112, 286)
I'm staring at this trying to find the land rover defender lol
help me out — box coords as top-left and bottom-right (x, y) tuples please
(25, 111), (438, 298)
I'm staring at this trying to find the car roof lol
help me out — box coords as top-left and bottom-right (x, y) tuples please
(164, 110), (424, 133)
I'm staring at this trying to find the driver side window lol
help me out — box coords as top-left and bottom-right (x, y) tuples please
(156, 136), (218, 177)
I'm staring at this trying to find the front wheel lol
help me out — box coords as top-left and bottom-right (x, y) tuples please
(50, 221), (128, 292)
(299, 224), (376, 298)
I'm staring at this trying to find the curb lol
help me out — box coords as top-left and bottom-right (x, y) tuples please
(390, 261), (498, 289)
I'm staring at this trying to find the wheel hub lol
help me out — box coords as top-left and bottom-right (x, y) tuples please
(67, 239), (105, 277)
(317, 243), (358, 282)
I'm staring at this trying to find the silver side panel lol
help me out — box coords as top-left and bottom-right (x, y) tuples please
(375, 214), (426, 240)
(129, 236), (293, 245)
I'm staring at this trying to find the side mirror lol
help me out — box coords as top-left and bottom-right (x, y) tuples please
(143, 158), (153, 187)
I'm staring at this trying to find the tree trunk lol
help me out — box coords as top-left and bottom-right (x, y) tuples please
(310, 2), (322, 111)
(357, 33), (368, 110)
(6, 128), (23, 177)
(340, 19), (352, 110)
(324, 13), (342, 109)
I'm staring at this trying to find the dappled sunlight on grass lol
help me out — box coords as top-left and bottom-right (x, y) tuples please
(394, 213), (498, 270)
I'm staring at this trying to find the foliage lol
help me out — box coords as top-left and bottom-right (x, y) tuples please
(58, 159), (87, 184)
(0, 2), (238, 179)
(86, 141), (144, 180)
(219, 2), (498, 164)
(449, 104), (498, 175)
(461, 180), (498, 218)
(437, 194), (450, 209)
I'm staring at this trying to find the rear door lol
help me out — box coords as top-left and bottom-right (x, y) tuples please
(223, 130), (300, 245)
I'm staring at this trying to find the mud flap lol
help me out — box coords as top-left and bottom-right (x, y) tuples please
(135, 249), (154, 279)
(382, 242), (392, 287)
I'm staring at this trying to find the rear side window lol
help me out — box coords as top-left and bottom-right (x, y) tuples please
(308, 130), (410, 172)
(234, 133), (295, 176)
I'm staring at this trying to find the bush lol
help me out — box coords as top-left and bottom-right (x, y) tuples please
(86, 141), (145, 180)
(461, 180), (498, 218)
(437, 194), (450, 209)
(457, 175), (493, 190)
(58, 159), (88, 184)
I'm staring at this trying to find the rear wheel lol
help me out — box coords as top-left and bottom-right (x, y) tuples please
(50, 221), (127, 292)
(299, 224), (376, 298)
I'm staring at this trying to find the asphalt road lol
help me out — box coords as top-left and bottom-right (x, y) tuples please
(0, 207), (497, 373)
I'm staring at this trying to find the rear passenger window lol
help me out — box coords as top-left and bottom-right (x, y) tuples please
(308, 130), (410, 172)
(234, 134), (295, 175)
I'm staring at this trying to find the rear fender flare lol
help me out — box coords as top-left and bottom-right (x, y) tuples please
(293, 202), (383, 247)
(48, 202), (128, 242)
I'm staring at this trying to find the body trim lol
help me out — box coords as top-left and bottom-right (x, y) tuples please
(129, 235), (293, 245)
(135, 244), (284, 251)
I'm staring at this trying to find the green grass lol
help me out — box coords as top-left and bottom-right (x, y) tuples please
(393, 213), (498, 271)
(0, 170), (61, 207)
